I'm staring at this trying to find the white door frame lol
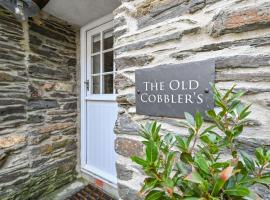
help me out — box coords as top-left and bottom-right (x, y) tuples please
(80, 14), (117, 186)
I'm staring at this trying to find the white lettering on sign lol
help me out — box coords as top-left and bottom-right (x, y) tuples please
(140, 80), (204, 104)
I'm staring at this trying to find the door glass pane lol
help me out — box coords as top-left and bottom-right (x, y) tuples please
(92, 55), (100, 74)
(103, 30), (113, 50)
(92, 34), (100, 53)
(92, 76), (100, 94)
(103, 51), (113, 72)
(103, 74), (113, 94)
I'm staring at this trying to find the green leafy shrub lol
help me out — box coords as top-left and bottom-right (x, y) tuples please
(131, 85), (270, 200)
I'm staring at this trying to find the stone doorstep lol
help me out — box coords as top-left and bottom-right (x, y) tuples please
(43, 177), (118, 200)
(80, 169), (119, 199)
(43, 179), (88, 200)
(67, 184), (116, 200)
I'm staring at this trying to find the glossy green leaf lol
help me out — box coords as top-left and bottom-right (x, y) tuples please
(164, 133), (174, 146)
(181, 152), (193, 164)
(131, 156), (148, 167)
(229, 91), (245, 103)
(200, 125), (216, 136)
(244, 191), (263, 200)
(233, 125), (243, 137)
(185, 112), (195, 126)
(185, 170), (204, 184)
(241, 152), (255, 172)
(223, 84), (236, 100)
(255, 147), (265, 165)
(194, 153), (209, 174)
(195, 112), (203, 129)
(211, 162), (230, 169)
(239, 104), (252, 120)
(211, 178), (226, 196)
(141, 178), (158, 193)
(130, 85), (270, 200)
(176, 162), (188, 174)
(145, 190), (165, 200)
(206, 110), (216, 119)
(176, 135), (188, 151)
(255, 176), (270, 184)
(224, 186), (250, 197)
(146, 141), (158, 164)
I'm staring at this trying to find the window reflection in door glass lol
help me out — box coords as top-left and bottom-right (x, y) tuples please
(92, 55), (100, 74)
(103, 30), (113, 50)
(103, 74), (113, 94)
(92, 76), (100, 94)
(103, 51), (113, 72)
(92, 34), (100, 53)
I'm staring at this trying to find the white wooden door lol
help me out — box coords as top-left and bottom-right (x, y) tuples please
(81, 20), (118, 184)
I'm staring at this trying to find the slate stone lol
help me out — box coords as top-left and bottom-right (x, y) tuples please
(50, 92), (70, 98)
(115, 137), (143, 157)
(31, 157), (50, 168)
(0, 151), (9, 168)
(28, 54), (43, 63)
(1, 115), (26, 122)
(135, 0), (217, 29)
(67, 58), (76, 66)
(0, 105), (25, 116)
(37, 122), (74, 134)
(0, 5), (77, 199)
(114, 16), (127, 29)
(29, 46), (60, 60)
(116, 94), (136, 105)
(215, 55), (270, 69)
(42, 21), (76, 39)
(115, 27), (200, 55)
(50, 113), (76, 122)
(29, 34), (43, 46)
(62, 127), (76, 135)
(118, 183), (142, 200)
(28, 65), (71, 80)
(63, 102), (77, 110)
(29, 21), (70, 43)
(0, 72), (27, 82)
(189, 0), (206, 13)
(251, 184), (270, 200)
(115, 55), (154, 70)
(27, 114), (44, 123)
(116, 163), (133, 181)
(115, 31), (183, 55)
(115, 73), (134, 90)
(28, 84), (41, 98)
(216, 71), (270, 82)
(65, 141), (77, 152)
(114, 112), (139, 135)
(0, 170), (28, 184)
(27, 99), (59, 111)
(170, 35), (270, 59)
(0, 52), (24, 63)
(210, 2), (270, 37)
(0, 99), (26, 105)
(114, 28), (127, 39)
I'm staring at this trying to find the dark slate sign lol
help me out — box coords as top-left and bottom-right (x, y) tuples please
(135, 60), (215, 118)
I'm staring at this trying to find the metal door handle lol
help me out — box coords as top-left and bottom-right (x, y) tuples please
(84, 80), (90, 91)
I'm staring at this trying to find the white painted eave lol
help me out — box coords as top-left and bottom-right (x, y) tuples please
(43, 0), (121, 26)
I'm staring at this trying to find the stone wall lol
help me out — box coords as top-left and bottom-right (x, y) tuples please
(113, 0), (270, 199)
(0, 6), (78, 199)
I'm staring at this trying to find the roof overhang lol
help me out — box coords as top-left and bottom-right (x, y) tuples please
(43, 0), (121, 26)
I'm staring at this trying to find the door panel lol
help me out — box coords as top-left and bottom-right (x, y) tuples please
(86, 100), (118, 183)
(82, 20), (117, 184)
